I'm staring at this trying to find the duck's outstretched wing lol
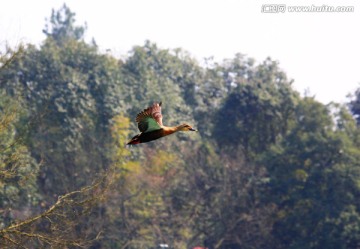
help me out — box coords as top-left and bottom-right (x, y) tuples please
(136, 102), (163, 133)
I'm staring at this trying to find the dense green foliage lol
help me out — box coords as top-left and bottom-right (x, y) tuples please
(1, 4), (360, 249)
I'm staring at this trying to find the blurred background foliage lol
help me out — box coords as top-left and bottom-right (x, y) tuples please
(1, 4), (360, 249)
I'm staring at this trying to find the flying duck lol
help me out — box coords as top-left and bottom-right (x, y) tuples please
(127, 102), (196, 145)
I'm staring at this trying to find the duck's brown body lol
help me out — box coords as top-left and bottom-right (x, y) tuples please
(127, 126), (181, 145)
(128, 129), (165, 144)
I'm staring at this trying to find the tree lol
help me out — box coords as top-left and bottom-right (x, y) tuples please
(43, 3), (86, 44)
(0, 90), (40, 234)
(169, 142), (275, 249)
(213, 56), (298, 158)
(1, 26), (124, 199)
(0, 43), (112, 249)
(349, 87), (360, 125)
(0, 178), (108, 248)
(264, 98), (360, 249)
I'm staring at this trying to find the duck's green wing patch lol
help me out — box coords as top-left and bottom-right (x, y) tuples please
(136, 102), (163, 133)
(138, 117), (162, 133)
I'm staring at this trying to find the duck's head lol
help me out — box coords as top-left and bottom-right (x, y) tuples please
(178, 123), (197, 132)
